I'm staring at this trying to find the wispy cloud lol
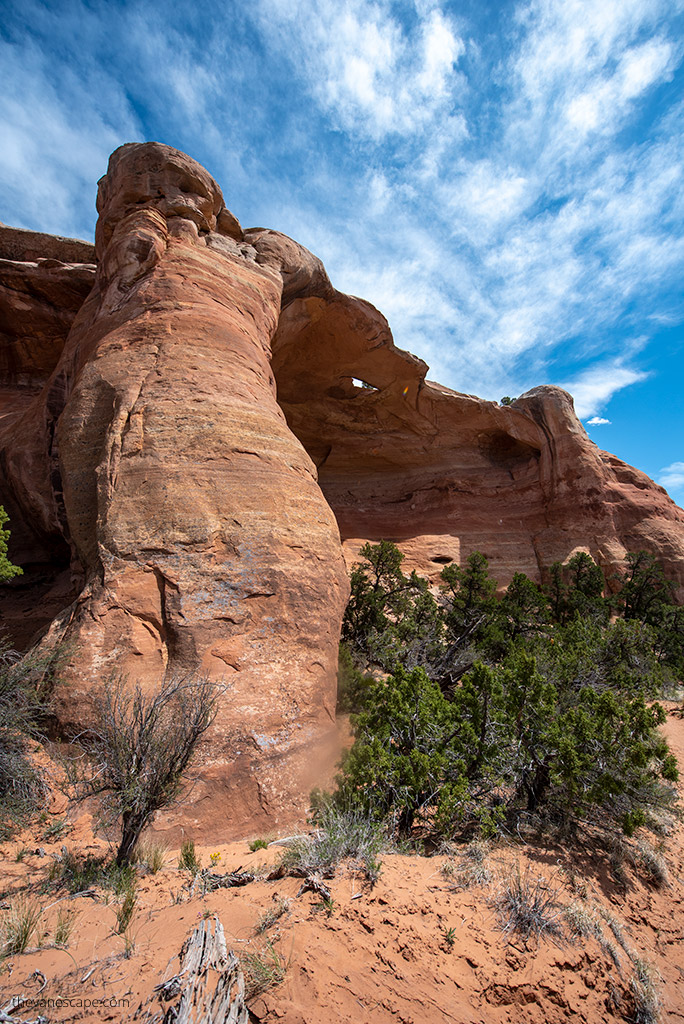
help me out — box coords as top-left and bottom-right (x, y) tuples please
(659, 462), (684, 499)
(0, 0), (682, 429)
(254, 0), (466, 140)
(587, 416), (611, 425)
(561, 361), (649, 418)
(0, 32), (141, 237)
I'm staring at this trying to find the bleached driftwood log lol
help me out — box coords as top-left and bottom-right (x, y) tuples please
(136, 917), (247, 1023)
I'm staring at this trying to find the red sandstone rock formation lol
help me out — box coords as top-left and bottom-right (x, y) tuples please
(0, 145), (350, 831)
(0, 142), (683, 834)
(270, 273), (684, 597)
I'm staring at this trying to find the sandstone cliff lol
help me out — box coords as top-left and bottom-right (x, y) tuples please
(0, 143), (682, 834)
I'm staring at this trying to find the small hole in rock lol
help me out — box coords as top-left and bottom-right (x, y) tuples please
(431, 555), (453, 564)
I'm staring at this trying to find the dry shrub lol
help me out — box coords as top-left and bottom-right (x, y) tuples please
(1, 897), (41, 957)
(494, 863), (563, 943)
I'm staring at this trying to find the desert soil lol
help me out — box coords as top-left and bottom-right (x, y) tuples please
(0, 709), (682, 1024)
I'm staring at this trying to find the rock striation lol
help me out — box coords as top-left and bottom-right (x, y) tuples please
(1, 142), (683, 835)
(0, 145), (350, 831)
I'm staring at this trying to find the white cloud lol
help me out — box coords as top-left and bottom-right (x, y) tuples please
(659, 462), (684, 491)
(561, 361), (649, 418)
(0, 36), (141, 238)
(254, 0), (466, 140)
(1, 0), (683, 426)
(587, 416), (611, 425)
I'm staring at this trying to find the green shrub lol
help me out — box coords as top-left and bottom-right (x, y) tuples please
(335, 643), (678, 840)
(342, 541), (443, 673)
(178, 839), (201, 874)
(335, 665), (473, 836)
(332, 541), (680, 845)
(281, 803), (384, 882)
(0, 505), (22, 582)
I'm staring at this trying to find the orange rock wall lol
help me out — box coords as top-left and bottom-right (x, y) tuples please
(0, 142), (683, 836)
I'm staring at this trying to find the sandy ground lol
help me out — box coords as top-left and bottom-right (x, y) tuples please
(0, 709), (682, 1024)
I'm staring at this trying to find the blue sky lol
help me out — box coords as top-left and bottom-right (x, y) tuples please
(2, 0), (683, 505)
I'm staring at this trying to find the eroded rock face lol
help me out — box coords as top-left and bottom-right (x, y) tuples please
(0, 144), (350, 831)
(270, 298), (684, 597)
(0, 142), (683, 836)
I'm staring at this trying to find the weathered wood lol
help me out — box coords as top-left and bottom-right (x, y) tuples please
(297, 874), (332, 902)
(136, 917), (248, 1024)
(189, 868), (256, 897)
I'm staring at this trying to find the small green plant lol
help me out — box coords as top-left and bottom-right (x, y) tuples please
(495, 864), (563, 944)
(0, 505), (22, 582)
(249, 838), (269, 852)
(136, 837), (168, 874)
(1, 897), (41, 957)
(54, 850), (135, 896)
(43, 817), (69, 841)
(178, 839), (201, 874)
(54, 906), (77, 947)
(443, 925), (456, 949)
(240, 940), (287, 999)
(314, 896), (335, 918)
(122, 925), (136, 959)
(630, 957), (661, 1024)
(116, 884), (137, 934)
(255, 898), (291, 935)
(15, 848), (30, 863)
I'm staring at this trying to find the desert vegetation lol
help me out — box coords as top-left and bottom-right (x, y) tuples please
(334, 542), (682, 844)
(66, 672), (222, 865)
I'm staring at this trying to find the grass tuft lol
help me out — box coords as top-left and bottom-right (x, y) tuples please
(636, 841), (669, 887)
(494, 863), (563, 943)
(178, 839), (201, 874)
(54, 906), (77, 947)
(280, 804), (384, 883)
(116, 884), (137, 934)
(599, 906), (632, 955)
(255, 898), (291, 935)
(136, 837), (168, 874)
(241, 940), (287, 999)
(54, 849), (135, 896)
(1, 897), (42, 958)
(442, 840), (492, 889)
(564, 901), (602, 940)
(630, 957), (661, 1024)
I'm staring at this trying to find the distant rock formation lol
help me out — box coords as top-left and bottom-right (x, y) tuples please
(1, 143), (682, 835)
